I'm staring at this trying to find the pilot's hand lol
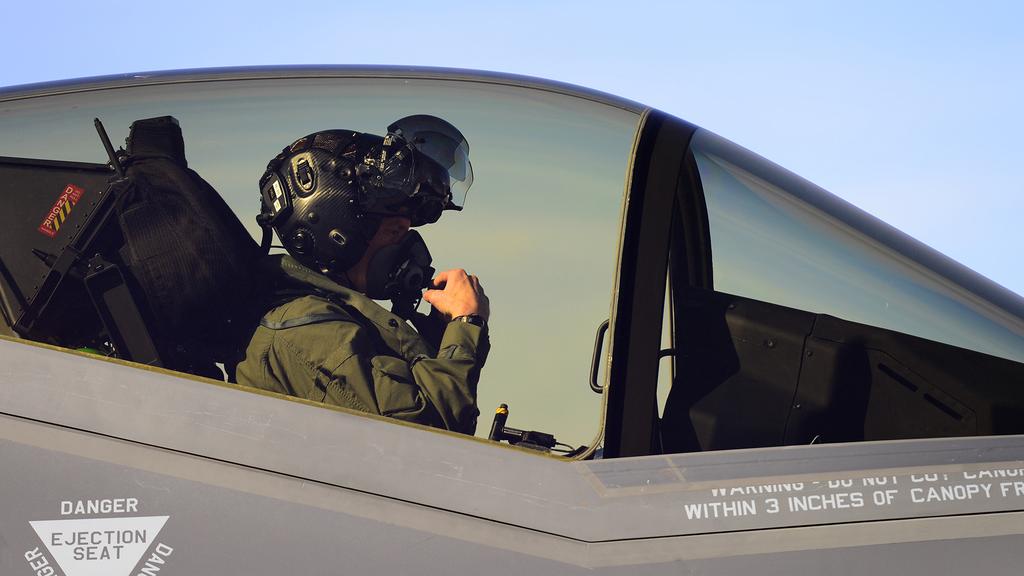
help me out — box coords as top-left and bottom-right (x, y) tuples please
(423, 269), (490, 322)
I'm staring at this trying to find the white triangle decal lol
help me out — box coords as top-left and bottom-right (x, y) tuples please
(29, 516), (169, 576)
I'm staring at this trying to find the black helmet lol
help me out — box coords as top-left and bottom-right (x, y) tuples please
(258, 115), (472, 277)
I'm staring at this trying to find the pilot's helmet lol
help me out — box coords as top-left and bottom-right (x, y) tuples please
(258, 115), (473, 277)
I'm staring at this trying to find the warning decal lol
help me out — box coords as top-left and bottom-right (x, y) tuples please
(37, 184), (85, 239)
(28, 516), (168, 576)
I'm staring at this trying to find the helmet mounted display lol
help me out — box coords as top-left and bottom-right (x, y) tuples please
(258, 116), (472, 279)
(386, 114), (473, 211)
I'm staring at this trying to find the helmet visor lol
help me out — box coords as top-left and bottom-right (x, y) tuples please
(387, 115), (473, 208)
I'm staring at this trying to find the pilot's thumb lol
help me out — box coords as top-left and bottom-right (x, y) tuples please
(422, 290), (439, 305)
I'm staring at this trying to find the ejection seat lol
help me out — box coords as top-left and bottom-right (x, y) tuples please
(0, 116), (260, 380)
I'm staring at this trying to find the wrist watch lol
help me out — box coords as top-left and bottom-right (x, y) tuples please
(452, 314), (486, 328)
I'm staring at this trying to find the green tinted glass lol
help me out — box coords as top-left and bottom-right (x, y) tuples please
(0, 77), (641, 447)
(694, 129), (1024, 363)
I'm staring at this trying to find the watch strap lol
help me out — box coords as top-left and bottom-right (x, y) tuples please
(451, 314), (486, 328)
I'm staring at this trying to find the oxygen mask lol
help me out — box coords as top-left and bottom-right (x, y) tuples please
(364, 230), (435, 317)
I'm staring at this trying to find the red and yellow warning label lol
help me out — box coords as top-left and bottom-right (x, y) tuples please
(37, 184), (84, 239)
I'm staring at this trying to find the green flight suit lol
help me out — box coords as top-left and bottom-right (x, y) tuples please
(236, 255), (487, 435)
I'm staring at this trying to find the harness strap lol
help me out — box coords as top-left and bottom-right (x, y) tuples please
(260, 312), (352, 330)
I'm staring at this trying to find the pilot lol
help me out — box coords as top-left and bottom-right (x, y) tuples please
(235, 116), (489, 435)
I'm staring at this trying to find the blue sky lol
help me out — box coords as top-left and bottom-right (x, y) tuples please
(2, 0), (1022, 296)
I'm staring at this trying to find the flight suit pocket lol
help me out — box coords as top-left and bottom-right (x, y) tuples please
(440, 344), (474, 361)
(370, 356), (423, 416)
(315, 376), (372, 414)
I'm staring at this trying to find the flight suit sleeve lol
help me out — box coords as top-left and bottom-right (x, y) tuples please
(253, 296), (488, 435)
(327, 320), (489, 435)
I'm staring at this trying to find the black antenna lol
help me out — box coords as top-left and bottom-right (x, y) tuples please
(94, 118), (124, 177)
